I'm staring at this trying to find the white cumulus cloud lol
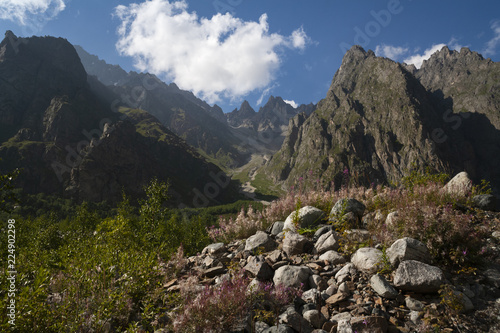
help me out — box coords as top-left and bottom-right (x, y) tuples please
(284, 99), (298, 108)
(0, 0), (66, 31)
(115, 0), (309, 104)
(484, 20), (500, 56)
(375, 44), (409, 60)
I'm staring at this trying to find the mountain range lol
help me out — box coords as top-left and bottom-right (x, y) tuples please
(1, 30), (499, 206)
(261, 45), (500, 193)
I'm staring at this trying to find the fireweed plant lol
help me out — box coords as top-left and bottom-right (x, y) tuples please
(0, 170), (494, 331)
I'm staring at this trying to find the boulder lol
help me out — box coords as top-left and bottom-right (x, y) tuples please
(309, 275), (328, 291)
(330, 198), (366, 223)
(303, 310), (327, 329)
(283, 232), (311, 256)
(337, 320), (353, 333)
(284, 206), (326, 232)
(472, 194), (498, 211)
(351, 248), (383, 274)
(314, 230), (340, 254)
(319, 250), (346, 265)
(386, 237), (431, 268)
(370, 274), (398, 299)
(244, 255), (274, 281)
(443, 171), (472, 196)
(385, 211), (399, 229)
(262, 325), (295, 333)
(202, 243), (226, 256)
(274, 265), (312, 289)
(335, 263), (358, 283)
(245, 231), (277, 253)
(280, 308), (314, 333)
(268, 221), (285, 235)
(393, 260), (445, 293)
(405, 297), (424, 311)
(351, 316), (388, 333)
(314, 225), (334, 240)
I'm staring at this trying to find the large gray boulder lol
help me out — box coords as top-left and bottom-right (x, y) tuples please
(393, 260), (445, 293)
(283, 232), (311, 256)
(443, 171), (472, 196)
(351, 247), (383, 274)
(245, 231), (277, 253)
(284, 206), (326, 233)
(386, 237), (431, 268)
(314, 230), (340, 254)
(274, 265), (312, 289)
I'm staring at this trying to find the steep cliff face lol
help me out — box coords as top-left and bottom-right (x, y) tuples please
(263, 46), (500, 191)
(416, 46), (500, 129)
(0, 32), (239, 205)
(75, 46), (247, 168)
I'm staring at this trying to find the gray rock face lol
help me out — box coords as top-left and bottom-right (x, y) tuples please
(443, 171), (473, 196)
(283, 232), (310, 256)
(472, 194), (498, 211)
(393, 260), (445, 293)
(351, 248), (383, 274)
(245, 231), (277, 253)
(319, 250), (346, 265)
(386, 237), (431, 268)
(274, 265), (312, 289)
(283, 206), (326, 232)
(370, 274), (398, 299)
(314, 230), (340, 254)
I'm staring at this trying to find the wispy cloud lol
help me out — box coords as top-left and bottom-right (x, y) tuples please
(483, 20), (500, 56)
(115, 0), (310, 104)
(0, 0), (66, 32)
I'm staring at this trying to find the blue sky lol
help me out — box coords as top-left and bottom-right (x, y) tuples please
(1, 0), (500, 113)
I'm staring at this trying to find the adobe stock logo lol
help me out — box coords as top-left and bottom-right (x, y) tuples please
(339, 0), (411, 54)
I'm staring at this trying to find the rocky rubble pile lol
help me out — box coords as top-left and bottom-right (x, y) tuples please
(165, 174), (500, 333)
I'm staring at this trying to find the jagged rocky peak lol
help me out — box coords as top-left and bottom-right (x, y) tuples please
(227, 100), (256, 127)
(262, 43), (500, 193)
(415, 44), (500, 129)
(0, 31), (87, 90)
(419, 46), (487, 70)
